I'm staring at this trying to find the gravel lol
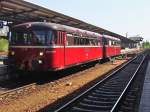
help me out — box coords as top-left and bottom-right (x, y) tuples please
(0, 59), (126, 112)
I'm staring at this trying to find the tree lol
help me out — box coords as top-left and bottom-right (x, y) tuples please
(142, 41), (150, 48)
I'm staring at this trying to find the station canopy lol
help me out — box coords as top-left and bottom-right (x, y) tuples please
(0, 0), (135, 43)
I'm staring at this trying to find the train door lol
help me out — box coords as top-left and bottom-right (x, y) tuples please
(57, 31), (65, 68)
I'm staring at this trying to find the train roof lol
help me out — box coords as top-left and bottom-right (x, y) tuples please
(13, 22), (102, 38)
(13, 22), (120, 40)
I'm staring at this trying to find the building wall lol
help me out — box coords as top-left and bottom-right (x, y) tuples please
(121, 42), (136, 49)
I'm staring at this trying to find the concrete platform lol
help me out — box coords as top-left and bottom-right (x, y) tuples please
(139, 61), (150, 112)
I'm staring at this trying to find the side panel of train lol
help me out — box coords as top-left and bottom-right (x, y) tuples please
(105, 46), (121, 57)
(65, 46), (103, 66)
(9, 47), (103, 71)
(49, 46), (103, 70)
(47, 31), (103, 70)
(105, 36), (121, 57)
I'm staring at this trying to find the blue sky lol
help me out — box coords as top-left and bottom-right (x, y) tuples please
(26, 0), (150, 41)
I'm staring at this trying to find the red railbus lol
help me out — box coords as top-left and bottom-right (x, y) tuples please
(103, 35), (121, 58)
(9, 22), (105, 71)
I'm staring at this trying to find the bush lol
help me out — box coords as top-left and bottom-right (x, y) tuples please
(0, 38), (8, 52)
(142, 41), (150, 48)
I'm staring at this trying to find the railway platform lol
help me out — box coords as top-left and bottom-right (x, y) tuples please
(139, 61), (150, 112)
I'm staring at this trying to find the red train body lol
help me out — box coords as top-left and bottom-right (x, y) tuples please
(9, 22), (120, 71)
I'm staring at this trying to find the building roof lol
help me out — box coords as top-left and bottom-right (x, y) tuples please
(129, 37), (143, 42)
(0, 0), (135, 43)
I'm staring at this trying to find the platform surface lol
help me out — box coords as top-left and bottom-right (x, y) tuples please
(139, 61), (150, 112)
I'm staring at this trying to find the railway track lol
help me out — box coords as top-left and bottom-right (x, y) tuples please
(54, 52), (147, 112)
(116, 55), (149, 112)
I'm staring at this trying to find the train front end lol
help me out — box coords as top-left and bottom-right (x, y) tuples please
(9, 23), (56, 71)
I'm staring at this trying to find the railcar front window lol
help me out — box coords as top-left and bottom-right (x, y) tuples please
(33, 31), (46, 45)
(10, 29), (55, 46)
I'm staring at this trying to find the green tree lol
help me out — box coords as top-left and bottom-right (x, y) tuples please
(142, 41), (150, 48)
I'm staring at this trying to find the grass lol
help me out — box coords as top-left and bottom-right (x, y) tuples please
(0, 38), (8, 52)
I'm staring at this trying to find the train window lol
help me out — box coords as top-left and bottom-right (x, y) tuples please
(118, 41), (121, 45)
(23, 34), (28, 43)
(95, 39), (98, 45)
(110, 40), (120, 46)
(108, 40), (111, 46)
(98, 38), (102, 46)
(111, 40), (114, 45)
(75, 37), (80, 45)
(66, 33), (74, 46)
(89, 38), (97, 46)
(115, 41), (118, 45)
(74, 35), (81, 45)
(33, 30), (46, 45)
(89, 39), (93, 45)
(74, 37), (77, 45)
(47, 31), (56, 45)
(11, 28), (56, 46)
(80, 38), (84, 45)
(115, 40), (120, 46)
(112, 40), (115, 45)
(98, 41), (101, 46)
(113, 40), (119, 45)
(85, 38), (90, 45)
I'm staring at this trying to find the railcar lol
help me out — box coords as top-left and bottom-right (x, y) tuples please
(103, 35), (121, 58)
(9, 22), (104, 71)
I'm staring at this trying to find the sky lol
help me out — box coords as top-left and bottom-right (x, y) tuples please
(25, 0), (150, 41)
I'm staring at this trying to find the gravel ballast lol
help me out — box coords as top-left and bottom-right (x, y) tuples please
(0, 59), (126, 112)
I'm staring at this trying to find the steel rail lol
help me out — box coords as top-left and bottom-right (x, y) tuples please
(110, 54), (146, 112)
(54, 55), (139, 112)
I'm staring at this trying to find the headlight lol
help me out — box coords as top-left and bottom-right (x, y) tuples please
(39, 52), (44, 56)
(11, 51), (15, 56)
(38, 60), (43, 64)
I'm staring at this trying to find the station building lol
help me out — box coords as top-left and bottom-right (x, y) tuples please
(129, 36), (143, 49)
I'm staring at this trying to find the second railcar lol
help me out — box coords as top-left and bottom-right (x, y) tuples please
(103, 35), (121, 58)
